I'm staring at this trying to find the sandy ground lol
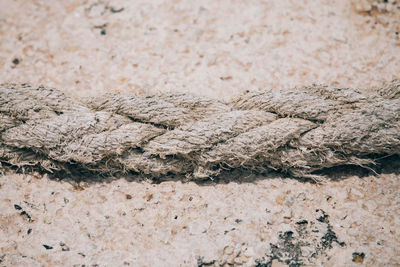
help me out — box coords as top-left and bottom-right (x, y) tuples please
(0, 0), (399, 266)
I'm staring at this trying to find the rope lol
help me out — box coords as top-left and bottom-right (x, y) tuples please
(1, 81), (399, 180)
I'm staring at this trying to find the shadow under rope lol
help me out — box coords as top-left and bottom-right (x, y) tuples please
(1, 153), (399, 187)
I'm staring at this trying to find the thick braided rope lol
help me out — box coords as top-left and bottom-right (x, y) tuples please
(1, 81), (399, 180)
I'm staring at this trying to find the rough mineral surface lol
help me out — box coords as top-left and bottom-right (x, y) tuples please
(1, 0), (400, 266)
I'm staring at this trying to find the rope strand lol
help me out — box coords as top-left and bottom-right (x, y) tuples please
(1, 81), (399, 180)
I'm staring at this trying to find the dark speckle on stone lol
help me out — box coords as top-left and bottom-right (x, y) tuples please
(12, 58), (20, 65)
(321, 225), (345, 249)
(43, 244), (53, 250)
(316, 209), (329, 223)
(235, 219), (242, 223)
(27, 228), (32, 234)
(197, 256), (216, 267)
(20, 211), (32, 222)
(110, 7), (124, 13)
(60, 242), (70, 251)
(255, 210), (345, 266)
(283, 231), (294, 239)
(352, 252), (365, 263)
(14, 204), (22, 210)
(101, 29), (106, 35)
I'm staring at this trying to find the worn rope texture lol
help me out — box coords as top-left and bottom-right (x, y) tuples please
(0, 81), (399, 180)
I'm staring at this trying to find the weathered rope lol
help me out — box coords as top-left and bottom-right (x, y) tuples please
(1, 81), (399, 180)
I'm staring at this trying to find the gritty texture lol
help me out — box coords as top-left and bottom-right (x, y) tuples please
(1, 173), (399, 266)
(0, 0), (399, 100)
(1, 82), (399, 180)
(1, 0), (400, 266)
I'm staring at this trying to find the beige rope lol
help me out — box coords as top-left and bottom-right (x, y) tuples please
(1, 81), (399, 180)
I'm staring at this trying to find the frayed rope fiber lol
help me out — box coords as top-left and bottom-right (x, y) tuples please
(0, 81), (399, 180)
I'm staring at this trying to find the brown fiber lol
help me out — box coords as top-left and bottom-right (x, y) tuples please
(1, 81), (399, 180)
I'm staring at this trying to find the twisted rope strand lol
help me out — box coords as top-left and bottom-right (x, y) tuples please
(1, 81), (399, 180)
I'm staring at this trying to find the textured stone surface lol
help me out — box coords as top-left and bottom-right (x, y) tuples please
(0, 0), (399, 100)
(1, 173), (399, 266)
